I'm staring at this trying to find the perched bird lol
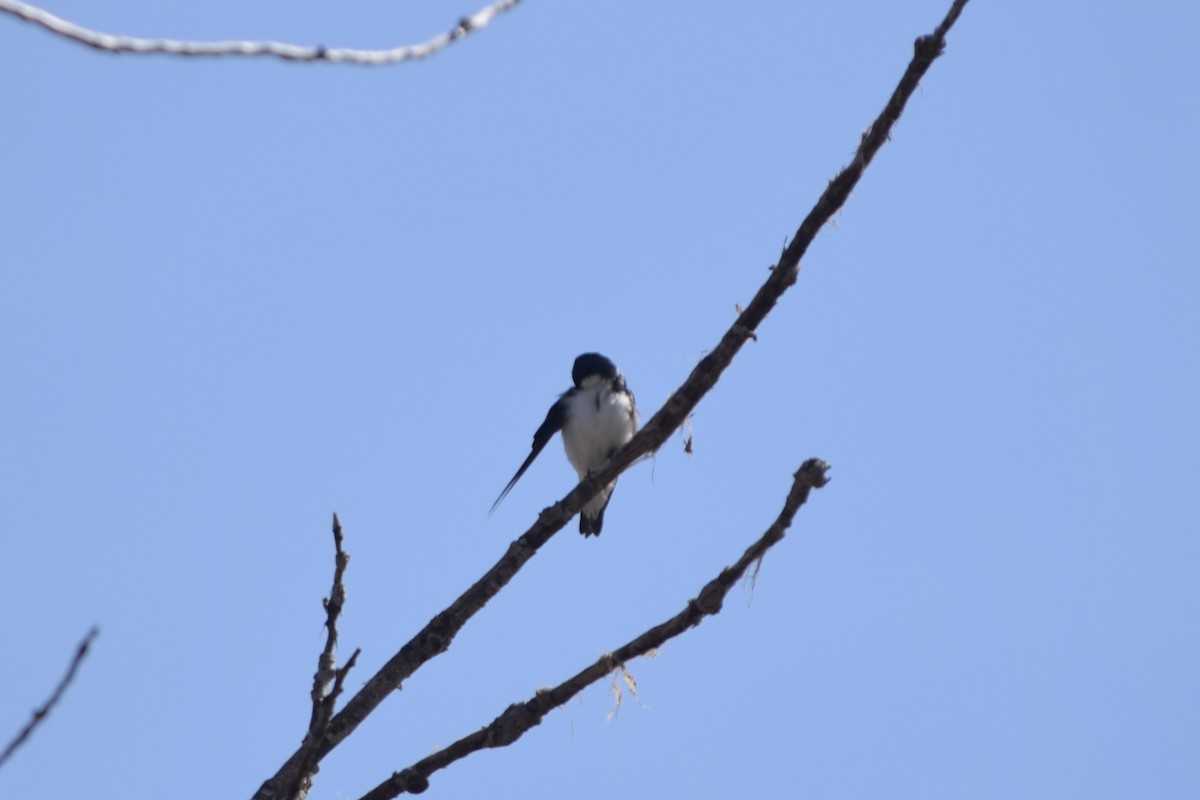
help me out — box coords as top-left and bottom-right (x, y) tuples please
(491, 353), (638, 536)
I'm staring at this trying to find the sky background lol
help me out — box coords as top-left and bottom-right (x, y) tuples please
(2, 0), (1198, 798)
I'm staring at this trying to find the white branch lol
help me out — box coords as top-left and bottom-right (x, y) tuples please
(0, 0), (521, 64)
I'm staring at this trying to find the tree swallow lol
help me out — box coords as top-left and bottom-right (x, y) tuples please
(491, 353), (638, 536)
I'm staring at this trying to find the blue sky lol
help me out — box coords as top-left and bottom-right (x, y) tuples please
(2, 0), (1198, 798)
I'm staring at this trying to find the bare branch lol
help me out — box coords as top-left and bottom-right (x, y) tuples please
(0, 0), (520, 65)
(358, 459), (831, 799)
(254, 1), (970, 795)
(286, 514), (361, 800)
(310, 513), (352, 730)
(0, 626), (99, 770)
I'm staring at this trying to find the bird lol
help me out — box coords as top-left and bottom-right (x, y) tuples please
(491, 353), (638, 536)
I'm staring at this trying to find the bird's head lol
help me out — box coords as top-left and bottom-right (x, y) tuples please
(572, 352), (619, 389)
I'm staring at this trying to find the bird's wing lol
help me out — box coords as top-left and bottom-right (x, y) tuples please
(490, 393), (570, 513)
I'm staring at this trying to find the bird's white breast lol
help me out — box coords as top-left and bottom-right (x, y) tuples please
(561, 385), (636, 479)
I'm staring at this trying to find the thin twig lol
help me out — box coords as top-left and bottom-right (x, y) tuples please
(0, 0), (520, 64)
(253, 1), (969, 796)
(0, 626), (99, 769)
(286, 514), (361, 800)
(358, 459), (831, 799)
(310, 513), (351, 730)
